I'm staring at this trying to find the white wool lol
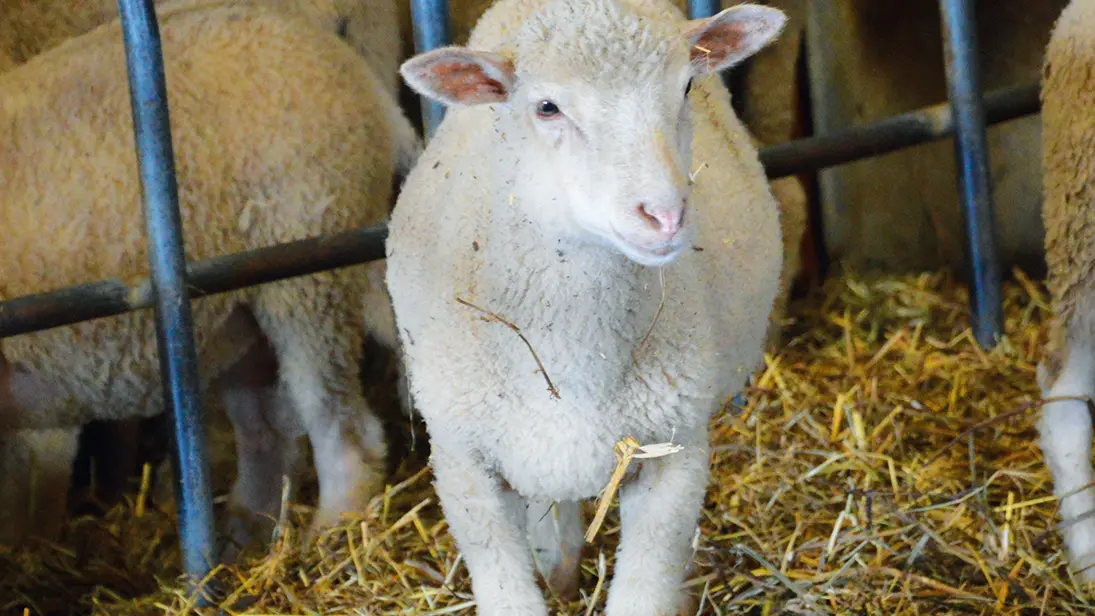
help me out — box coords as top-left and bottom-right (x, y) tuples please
(387, 0), (784, 612)
(1039, 0), (1095, 584)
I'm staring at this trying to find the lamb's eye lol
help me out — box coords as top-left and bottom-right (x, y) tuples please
(536, 100), (561, 119)
(684, 78), (693, 97)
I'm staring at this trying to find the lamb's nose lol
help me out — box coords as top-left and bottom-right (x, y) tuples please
(637, 201), (685, 235)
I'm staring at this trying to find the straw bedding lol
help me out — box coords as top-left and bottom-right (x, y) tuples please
(2, 269), (1093, 615)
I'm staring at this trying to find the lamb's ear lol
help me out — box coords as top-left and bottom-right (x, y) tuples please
(400, 47), (516, 106)
(681, 4), (786, 75)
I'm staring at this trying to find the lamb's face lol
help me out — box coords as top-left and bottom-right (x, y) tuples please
(400, 1), (787, 265)
(506, 59), (697, 266)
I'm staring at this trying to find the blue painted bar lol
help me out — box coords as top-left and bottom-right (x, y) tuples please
(116, 0), (215, 587)
(410, 0), (451, 138)
(939, 0), (1003, 349)
(687, 0), (721, 19)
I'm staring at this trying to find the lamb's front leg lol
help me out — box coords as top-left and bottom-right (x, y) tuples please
(430, 444), (549, 616)
(604, 430), (710, 616)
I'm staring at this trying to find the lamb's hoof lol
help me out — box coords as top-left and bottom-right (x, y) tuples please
(544, 560), (582, 602)
(220, 509), (275, 564)
(534, 538), (586, 602)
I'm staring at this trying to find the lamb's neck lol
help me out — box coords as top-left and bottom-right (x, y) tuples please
(473, 185), (662, 348)
(470, 192), (682, 419)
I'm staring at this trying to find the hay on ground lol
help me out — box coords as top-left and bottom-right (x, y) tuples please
(2, 269), (1092, 615)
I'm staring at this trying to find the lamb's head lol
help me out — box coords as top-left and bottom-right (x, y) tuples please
(401, 0), (785, 266)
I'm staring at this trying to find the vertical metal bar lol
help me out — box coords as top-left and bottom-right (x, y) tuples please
(687, 0), (720, 19)
(116, 0), (215, 586)
(939, 0), (1002, 349)
(411, 0), (451, 139)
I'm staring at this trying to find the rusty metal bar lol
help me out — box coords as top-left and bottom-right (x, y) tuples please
(760, 81), (1038, 179)
(0, 226), (388, 337)
(0, 85), (1038, 340)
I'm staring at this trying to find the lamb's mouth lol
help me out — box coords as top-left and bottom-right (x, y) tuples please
(610, 228), (684, 262)
(635, 243), (677, 257)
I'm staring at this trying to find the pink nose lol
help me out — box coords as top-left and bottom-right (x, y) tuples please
(637, 202), (685, 235)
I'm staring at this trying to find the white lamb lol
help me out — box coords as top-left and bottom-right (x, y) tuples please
(0, 2), (419, 551)
(386, 0), (785, 612)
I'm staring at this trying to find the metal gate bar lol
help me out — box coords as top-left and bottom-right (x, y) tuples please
(688, 0), (721, 20)
(940, 0), (1003, 348)
(116, 0), (214, 587)
(762, 82), (1037, 179)
(0, 82), (1038, 339)
(411, 0), (451, 137)
(0, 226), (388, 338)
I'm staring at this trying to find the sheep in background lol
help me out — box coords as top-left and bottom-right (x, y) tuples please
(0, 0), (119, 64)
(0, 0), (415, 546)
(1038, 0), (1095, 585)
(0, 0), (404, 97)
(0, 2), (420, 552)
(386, 0), (785, 612)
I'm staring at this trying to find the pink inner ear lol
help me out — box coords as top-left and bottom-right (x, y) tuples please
(428, 60), (508, 101)
(690, 22), (746, 70)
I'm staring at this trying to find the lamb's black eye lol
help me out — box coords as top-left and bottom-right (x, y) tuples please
(536, 100), (561, 118)
(684, 78), (693, 97)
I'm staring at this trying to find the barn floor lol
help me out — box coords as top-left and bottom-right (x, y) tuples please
(2, 270), (1093, 615)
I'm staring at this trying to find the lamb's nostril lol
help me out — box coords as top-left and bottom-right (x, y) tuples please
(637, 203), (661, 230)
(638, 203), (684, 234)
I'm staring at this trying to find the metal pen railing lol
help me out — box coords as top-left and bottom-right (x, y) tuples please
(0, 0), (1019, 598)
(115, 0), (214, 586)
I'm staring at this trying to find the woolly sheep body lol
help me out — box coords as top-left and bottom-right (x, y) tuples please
(0, 0), (118, 65)
(386, 0), (782, 611)
(1038, 0), (1095, 584)
(0, 3), (419, 547)
(0, 0), (404, 97)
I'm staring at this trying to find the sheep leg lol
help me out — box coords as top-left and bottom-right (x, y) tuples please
(221, 384), (301, 560)
(0, 427), (80, 545)
(214, 337), (302, 561)
(431, 445), (549, 616)
(253, 277), (388, 531)
(299, 389), (387, 530)
(604, 431), (709, 616)
(1038, 343), (1095, 582)
(498, 489), (582, 598)
(523, 497), (583, 601)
